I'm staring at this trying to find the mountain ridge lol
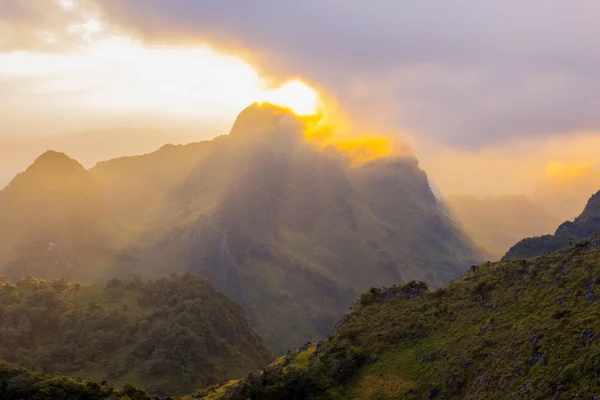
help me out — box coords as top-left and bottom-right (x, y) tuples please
(0, 104), (481, 353)
(503, 190), (600, 260)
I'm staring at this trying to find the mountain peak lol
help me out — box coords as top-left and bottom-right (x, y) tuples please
(503, 188), (600, 260)
(583, 190), (600, 214)
(3, 150), (89, 196)
(30, 150), (85, 172)
(229, 102), (304, 137)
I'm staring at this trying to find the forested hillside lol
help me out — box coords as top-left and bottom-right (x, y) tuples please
(0, 361), (159, 400)
(0, 274), (271, 395)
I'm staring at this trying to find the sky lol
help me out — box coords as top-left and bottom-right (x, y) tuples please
(2, 0), (600, 197)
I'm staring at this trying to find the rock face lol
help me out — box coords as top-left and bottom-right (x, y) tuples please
(1, 104), (481, 353)
(503, 190), (600, 260)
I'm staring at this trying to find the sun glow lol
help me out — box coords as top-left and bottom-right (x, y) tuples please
(259, 80), (320, 116)
(0, 6), (400, 166)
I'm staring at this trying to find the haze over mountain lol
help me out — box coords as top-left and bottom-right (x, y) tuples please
(445, 194), (561, 260)
(3, 2), (600, 398)
(504, 190), (600, 260)
(0, 103), (481, 354)
(0, 151), (125, 281)
(532, 164), (600, 222)
(0, 128), (212, 189)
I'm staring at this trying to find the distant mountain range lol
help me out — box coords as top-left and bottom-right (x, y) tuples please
(0, 128), (210, 189)
(533, 164), (600, 221)
(0, 103), (480, 354)
(503, 190), (600, 260)
(445, 194), (561, 260)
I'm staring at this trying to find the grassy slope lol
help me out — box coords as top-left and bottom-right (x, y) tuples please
(211, 237), (600, 399)
(0, 274), (272, 396)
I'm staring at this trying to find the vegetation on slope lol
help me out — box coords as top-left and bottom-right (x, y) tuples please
(209, 237), (600, 399)
(504, 190), (600, 260)
(0, 361), (159, 400)
(0, 274), (271, 395)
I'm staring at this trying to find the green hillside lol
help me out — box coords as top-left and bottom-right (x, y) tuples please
(503, 190), (600, 260)
(0, 361), (159, 400)
(208, 236), (600, 399)
(0, 274), (271, 396)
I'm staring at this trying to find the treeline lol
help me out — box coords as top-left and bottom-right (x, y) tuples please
(0, 361), (159, 400)
(0, 274), (272, 395)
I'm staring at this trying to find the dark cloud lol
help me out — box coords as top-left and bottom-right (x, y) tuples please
(95, 0), (600, 148)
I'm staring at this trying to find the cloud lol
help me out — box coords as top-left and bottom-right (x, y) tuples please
(92, 0), (600, 148)
(0, 0), (103, 51)
(3, 0), (600, 199)
(413, 131), (600, 197)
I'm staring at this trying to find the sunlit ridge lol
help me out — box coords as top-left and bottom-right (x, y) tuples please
(258, 80), (320, 117)
(257, 80), (399, 165)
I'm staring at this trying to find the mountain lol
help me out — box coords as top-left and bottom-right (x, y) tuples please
(445, 194), (561, 260)
(503, 190), (600, 260)
(0, 274), (272, 396)
(0, 151), (131, 282)
(532, 164), (600, 222)
(89, 103), (480, 353)
(204, 236), (600, 400)
(0, 104), (480, 354)
(0, 128), (205, 189)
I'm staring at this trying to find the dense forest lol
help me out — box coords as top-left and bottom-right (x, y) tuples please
(0, 274), (272, 396)
(0, 361), (161, 400)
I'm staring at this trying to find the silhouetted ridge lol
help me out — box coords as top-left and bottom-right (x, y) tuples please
(503, 189), (600, 260)
(32, 150), (83, 168)
(229, 103), (304, 137)
(582, 190), (600, 214)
